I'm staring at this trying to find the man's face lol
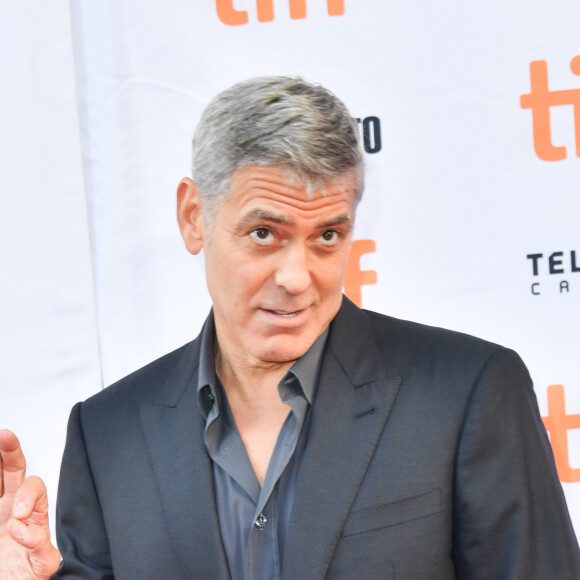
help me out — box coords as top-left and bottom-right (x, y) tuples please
(195, 165), (357, 369)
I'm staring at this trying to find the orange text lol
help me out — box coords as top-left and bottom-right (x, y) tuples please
(216, 0), (345, 25)
(344, 239), (377, 307)
(542, 384), (580, 483)
(520, 56), (580, 161)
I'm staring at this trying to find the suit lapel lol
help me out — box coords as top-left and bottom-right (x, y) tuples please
(132, 300), (400, 580)
(137, 335), (231, 579)
(282, 298), (402, 580)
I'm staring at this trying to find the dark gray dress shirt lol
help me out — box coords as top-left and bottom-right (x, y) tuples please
(197, 313), (327, 580)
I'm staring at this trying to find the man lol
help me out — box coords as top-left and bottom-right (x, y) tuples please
(1, 76), (579, 579)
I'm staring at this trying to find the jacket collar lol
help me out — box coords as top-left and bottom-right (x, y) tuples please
(282, 296), (402, 580)
(136, 322), (232, 579)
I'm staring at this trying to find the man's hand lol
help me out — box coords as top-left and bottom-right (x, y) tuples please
(0, 429), (61, 579)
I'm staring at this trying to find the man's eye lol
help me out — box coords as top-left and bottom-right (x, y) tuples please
(250, 228), (273, 242)
(320, 230), (339, 243)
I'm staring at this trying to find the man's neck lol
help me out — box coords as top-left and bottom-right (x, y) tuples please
(213, 331), (296, 397)
(216, 352), (291, 398)
(215, 347), (293, 485)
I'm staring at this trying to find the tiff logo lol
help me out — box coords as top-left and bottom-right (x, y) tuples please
(542, 384), (580, 483)
(520, 56), (580, 161)
(344, 239), (377, 307)
(216, 0), (345, 25)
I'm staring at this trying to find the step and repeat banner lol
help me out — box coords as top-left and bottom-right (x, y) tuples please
(2, 0), (580, 539)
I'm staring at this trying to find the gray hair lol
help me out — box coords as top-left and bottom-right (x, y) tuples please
(191, 76), (364, 222)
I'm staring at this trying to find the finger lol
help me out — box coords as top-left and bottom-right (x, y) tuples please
(6, 474), (61, 578)
(7, 517), (61, 577)
(0, 429), (26, 496)
(12, 476), (49, 526)
(7, 515), (48, 550)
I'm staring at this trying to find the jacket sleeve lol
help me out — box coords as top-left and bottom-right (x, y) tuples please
(452, 348), (580, 579)
(51, 402), (114, 580)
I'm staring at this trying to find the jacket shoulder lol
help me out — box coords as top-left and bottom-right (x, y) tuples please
(365, 308), (504, 350)
(360, 307), (523, 375)
(82, 338), (200, 412)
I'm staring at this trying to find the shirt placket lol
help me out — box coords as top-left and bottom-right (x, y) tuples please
(245, 374), (308, 580)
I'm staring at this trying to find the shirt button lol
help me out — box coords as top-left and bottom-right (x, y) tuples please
(255, 513), (268, 530)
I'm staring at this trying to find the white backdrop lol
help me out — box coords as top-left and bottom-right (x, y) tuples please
(2, 0), (580, 542)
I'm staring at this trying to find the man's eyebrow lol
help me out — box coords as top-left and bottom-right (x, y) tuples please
(234, 209), (353, 231)
(235, 209), (291, 230)
(317, 214), (353, 229)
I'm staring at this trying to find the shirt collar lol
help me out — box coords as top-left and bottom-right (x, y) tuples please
(281, 327), (328, 405)
(196, 311), (328, 418)
(197, 311), (218, 419)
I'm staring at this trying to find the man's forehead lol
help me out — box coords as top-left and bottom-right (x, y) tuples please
(227, 165), (357, 206)
(231, 164), (354, 191)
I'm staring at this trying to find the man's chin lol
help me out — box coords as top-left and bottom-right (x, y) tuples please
(256, 340), (312, 366)
(258, 350), (304, 365)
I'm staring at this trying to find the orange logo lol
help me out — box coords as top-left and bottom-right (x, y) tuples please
(542, 384), (580, 483)
(216, 0), (345, 25)
(520, 56), (580, 161)
(344, 239), (377, 307)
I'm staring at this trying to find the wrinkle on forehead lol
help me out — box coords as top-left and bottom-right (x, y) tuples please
(229, 165), (357, 212)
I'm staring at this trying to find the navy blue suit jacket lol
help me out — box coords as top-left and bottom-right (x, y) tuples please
(53, 297), (580, 579)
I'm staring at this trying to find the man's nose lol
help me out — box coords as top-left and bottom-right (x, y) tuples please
(274, 243), (312, 295)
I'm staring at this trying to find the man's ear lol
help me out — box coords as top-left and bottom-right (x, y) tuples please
(177, 178), (205, 255)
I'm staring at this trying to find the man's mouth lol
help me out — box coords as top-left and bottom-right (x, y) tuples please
(270, 310), (300, 318)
